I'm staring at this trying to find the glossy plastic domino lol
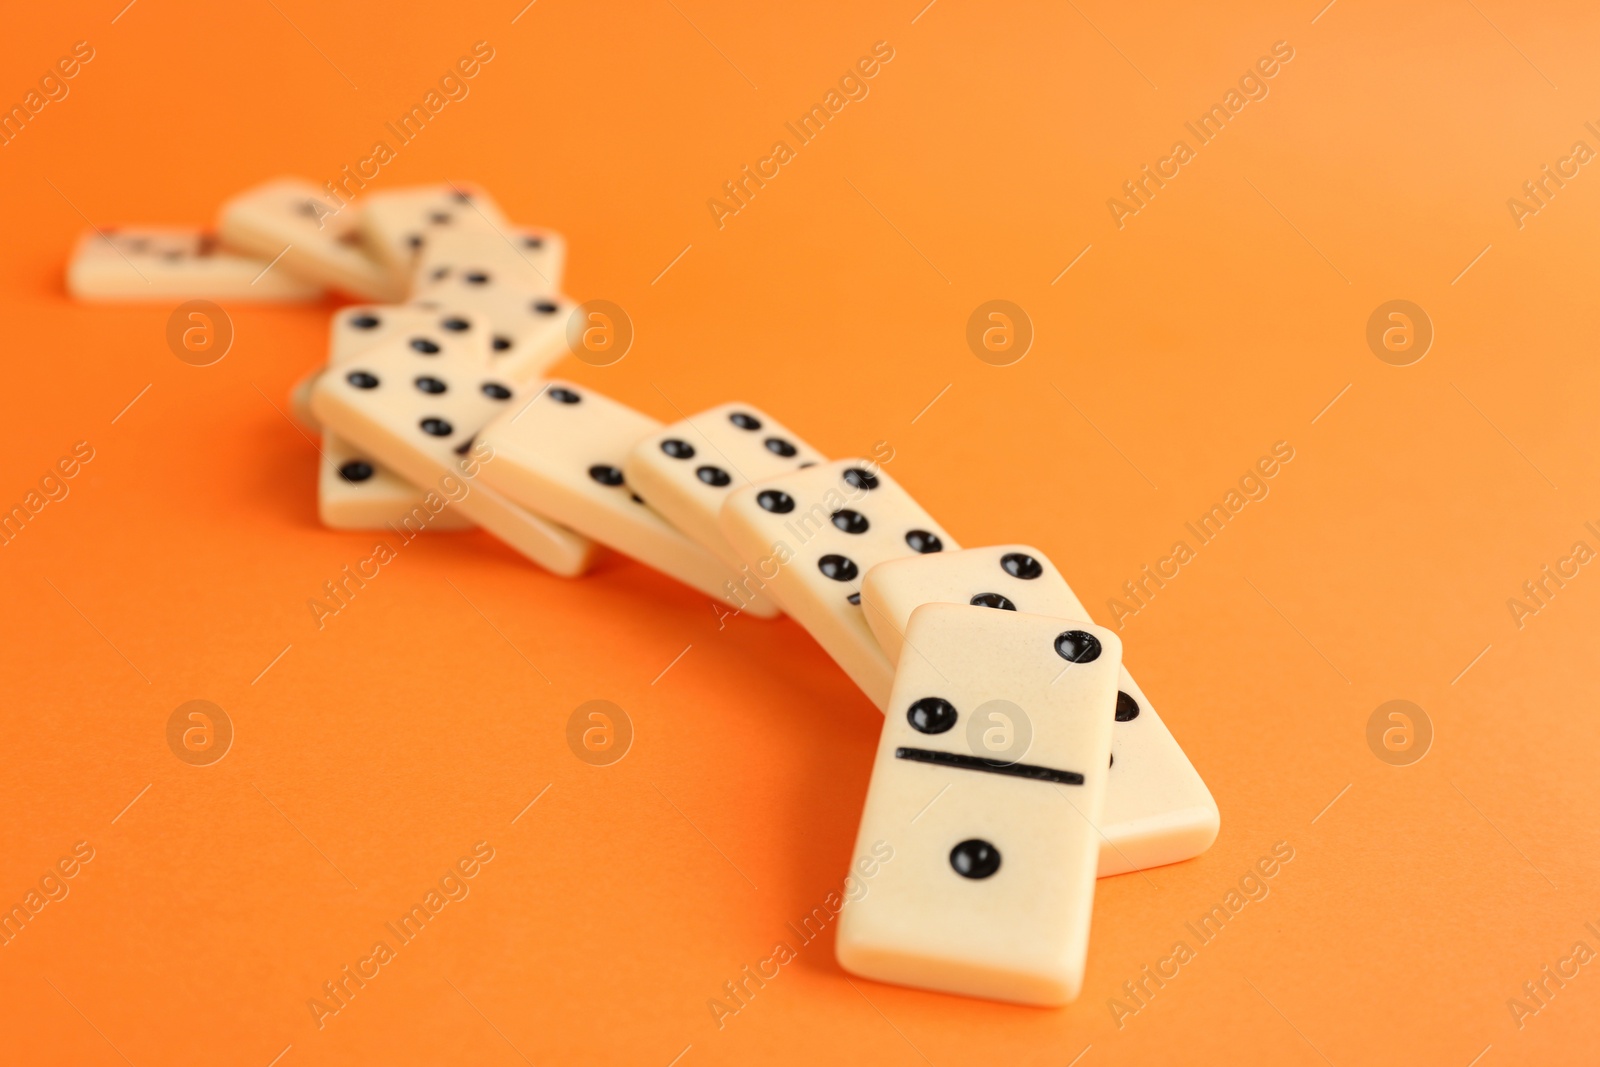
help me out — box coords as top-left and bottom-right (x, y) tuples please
(356, 183), (508, 284)
(624, 402), (825, 586)
(476, 380), (774, 614)
(66, 228), (322, 302)
(718, 459), (958, 707)
(218, 177), (401, 301)
(837, 603), (1121, 1005)
(861, 545), (1219, 876)
(310, 339), (596, 575)
(413, 224), (565, 296)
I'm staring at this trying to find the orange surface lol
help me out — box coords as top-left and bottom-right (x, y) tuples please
(2, 2), (1598, 1063)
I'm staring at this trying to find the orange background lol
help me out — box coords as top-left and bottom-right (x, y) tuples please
(2, 1), (1598, 1063)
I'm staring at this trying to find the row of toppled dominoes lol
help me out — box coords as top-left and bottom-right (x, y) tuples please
(69, 179), (1218, 1006)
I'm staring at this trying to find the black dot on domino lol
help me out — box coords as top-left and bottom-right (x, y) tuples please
(532, 300), (559, 314)
(970, 592), (1016, 611)
(465, 271), (489, 285)
(831, 510), (869, 534)
(414, 376), (447, 394)
(950, 839), (1000, 879)
(1116, 691), (1140, 722)
(420, 417), (453, 437)
(764, 437), (797, 457)
(1055, 630), (1102, 663)
(523, 236), (543, 249)
(350, 313), (381, 330)
(847, 592), (861, 605)
(406, 234), (423, 250)
(492, 336), (512, 352)
(428, 211), (451, 224)
(589, 465), (624, 487)
(660, 439), (695, 459)
(757, 490), (794, 514)
(817, 554), (858, 581)
(729, 412), (761, 430)
(440, 317), (470, 332)
(410, 337), (441, 355)
(482, 383), (512, 400)
(696, 466), (731, 487)
(907, 697), (957, 734)
(347, 371), (379, 389)
(842, 468), (878, 491)
(906, 530), (943, 553)
(338, 461), (374, 483)
(549, 387), (580, 404)
(1001, 552), (1043, 580)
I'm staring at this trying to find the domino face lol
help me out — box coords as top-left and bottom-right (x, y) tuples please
(319, 435), (472, 531)
(309, 337), (596, 576)
(66, 228), (323, 302)
(356, 183), (508, 281)
(414, 225), (566, 296)
(836, 603), (1122, 1005)
(330, 304), (498, 368)
(624, 402), (826, 578)
(475, 381), (776, 615)
(294, 304), (501, 429)
(861, 545), (1219, 876)
(717, 459), (959, 707)
(218, 177), (401, 301)
(298, 304), (500, 532)
(410, 278), (572, 384)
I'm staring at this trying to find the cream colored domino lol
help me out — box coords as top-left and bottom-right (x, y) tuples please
(290, 374), (320, 433)
(301, 306), (496, 532)
(861, 545), (1219, 877)
(329, 303), (497, 365)
(836, 604), (1121, 1005)
(319, 435), (472, 531)
(66, 228), (323, 302)
(218, 177), (401, 301)
(475, 380), (778, 616)
(624, 403), (826, 580)
(410, 278), (572, 384)
(414, 225), (565, 296)
(292, 304), (500, 430)
(310, 340), (597, 576)
(718, 460), (959, 708)
(356, 183), (507, 283)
